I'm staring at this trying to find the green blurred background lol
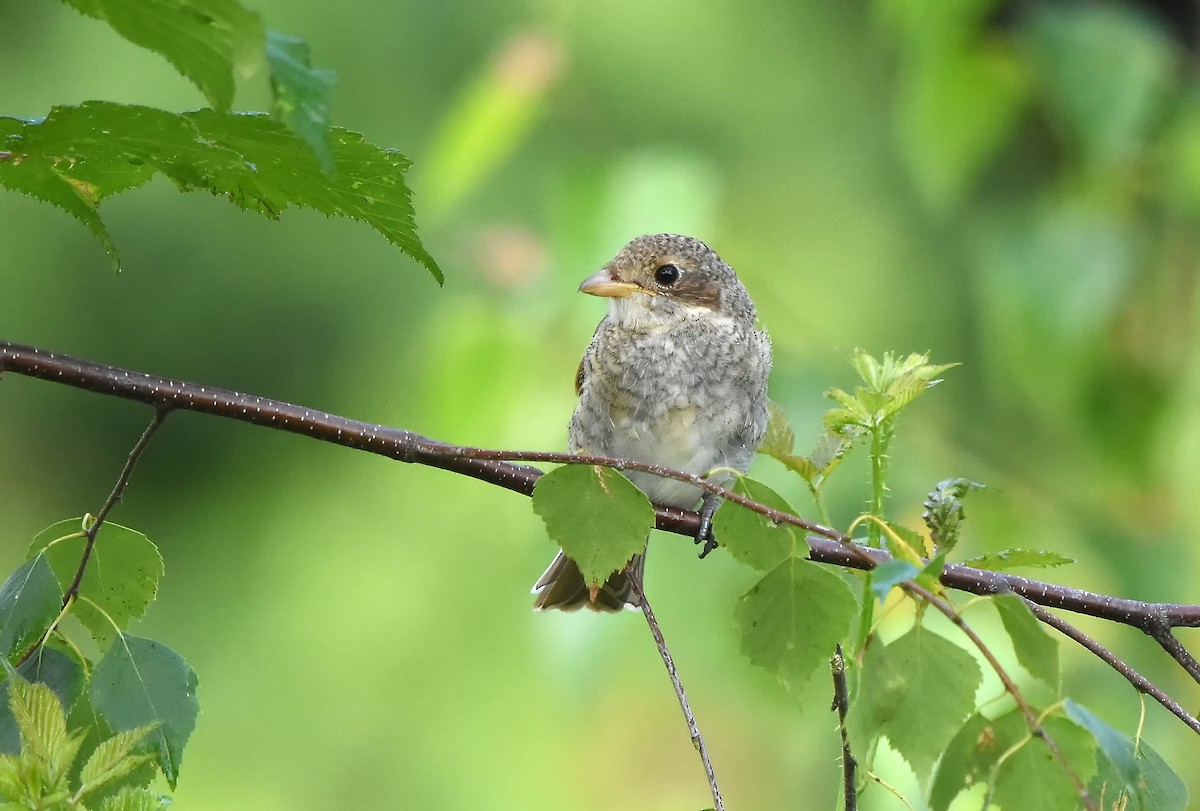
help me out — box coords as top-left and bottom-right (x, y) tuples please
(3, 1), (1200, 808)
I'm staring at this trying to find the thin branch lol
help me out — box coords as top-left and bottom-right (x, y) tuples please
(627, 575), (723, 811)
(902, 581), (1096, 811)
(63, 408), (170, 605)
(830, 644), (856, 811)
(1145, 624), (1200, 687)
(1028, 603), (1200, 735)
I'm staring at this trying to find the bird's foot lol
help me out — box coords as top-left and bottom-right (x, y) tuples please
(694, 497), (720, 559)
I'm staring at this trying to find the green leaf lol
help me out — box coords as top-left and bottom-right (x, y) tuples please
(713, 477), (797, 572)
(266, 30), (336, 171)
(0, 647), (86, 756)
(960, 548), (1075, 571)
(875, 623), (982, 779)
(77, 724), (157, 798)
(759, 400), (795, 458)
(531, 464), (653, 588)
(929, 711), (1027, 811)
(60, 0), (265, 111)
(98, 785), (171, 811)
(992, 713), (1096, 811)
(1027, 4), (1178, 166)
(824, 350), (955, 432)
(870, 559), (918, 601)
(993, 593), (1059, 688)
(0, 554), (61, 660)
(1129, 740), (1189, 811)
(5, 674), (82, 789)
(880, 519), (926, 567)
(921, 477), (986, 552)
(733, 556), (857, 698)
(845, 640), (902, 759)
(35, 520), (162, 650)
(1063, 700), (1135, 786)
(1065, 700), (1186, 810)
(91, 635), (199, 789)
(0, 102), (442, 281)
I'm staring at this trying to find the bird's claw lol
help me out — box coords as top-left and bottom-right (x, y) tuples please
(694, 499), (720, 559)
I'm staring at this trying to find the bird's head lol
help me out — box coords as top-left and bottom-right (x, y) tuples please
(579, 234), (756, 330)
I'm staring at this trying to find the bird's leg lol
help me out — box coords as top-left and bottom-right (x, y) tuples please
(695, 491), (722, 559)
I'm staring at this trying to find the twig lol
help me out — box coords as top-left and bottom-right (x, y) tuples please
(1027, 602), (1200, 735)
(1145, 624), (1200, 687)
(901, 581), (1096, 811)
(830, 644), (856, 811)
(627, 575), (723, 811)
(62, 408), (170, 605)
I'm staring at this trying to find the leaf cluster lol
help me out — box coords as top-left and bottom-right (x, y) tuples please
(0, 518), (199, 804)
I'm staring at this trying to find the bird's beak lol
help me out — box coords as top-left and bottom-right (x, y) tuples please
(579, 267), (642, 298)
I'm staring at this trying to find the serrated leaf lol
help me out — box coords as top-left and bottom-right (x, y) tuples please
(5, 675), (82, 788)
(713, 477), (797, 572)
(60, 0), (265, 111)
(922, 477), (986, 552)
(992, 713), (1096, 811)
(806, 428), (860, 481)
(531, 464), (653, 588)
(0, 102), (441, 281)
(0, 554), (60, 661)
(0, 647), (86, 756)
(266, 30), (335, 171)
(733, 556), (857, 698)
(77, 724), (157, 798)
(34, 520), (162, 651)
(98, 785), (171, 811)
(929, 710), (1028, 811)
(876, 623), (982, 779)
(961, 548), (1076, 571)
(91, 635), (199, 789)
(993, 593), (1059, 688)
(760, 400), (795, 458)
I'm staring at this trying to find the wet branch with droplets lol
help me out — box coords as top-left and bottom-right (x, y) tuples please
(3, 338), (1200, 745)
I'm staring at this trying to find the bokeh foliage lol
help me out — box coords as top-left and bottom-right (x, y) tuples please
(4, 0), (1200, 808)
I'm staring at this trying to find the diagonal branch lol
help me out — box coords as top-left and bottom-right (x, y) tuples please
(628, 575), (724, 811)
(1027, 603), (1200, 735)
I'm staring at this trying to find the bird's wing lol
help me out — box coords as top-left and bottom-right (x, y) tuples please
(574, 321), (605, 396)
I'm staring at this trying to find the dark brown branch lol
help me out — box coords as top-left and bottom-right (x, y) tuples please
(830, 644), (856, 811)
(1026, 603), (1200, 735)
(3, 339), (1199, 739)
(628, 575), (724, 811)
(3, 342), (1196, 624)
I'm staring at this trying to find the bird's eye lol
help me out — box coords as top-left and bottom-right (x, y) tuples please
(654, 263), (682, 286)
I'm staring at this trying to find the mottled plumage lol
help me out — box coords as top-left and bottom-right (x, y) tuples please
(533, 234), (772, 612)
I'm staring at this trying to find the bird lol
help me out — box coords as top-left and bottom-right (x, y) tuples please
(532, 233), (772, 611)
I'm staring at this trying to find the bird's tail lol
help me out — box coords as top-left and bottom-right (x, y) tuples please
(532, 551), (644, 612)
